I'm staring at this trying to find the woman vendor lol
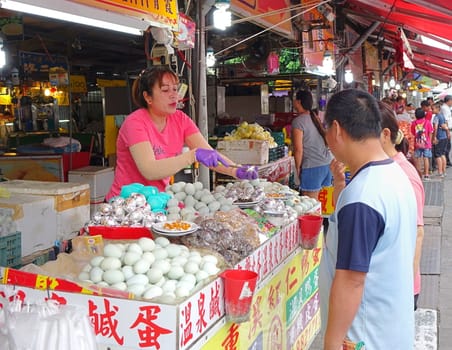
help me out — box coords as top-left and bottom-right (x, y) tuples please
(106, 66), (257, 200)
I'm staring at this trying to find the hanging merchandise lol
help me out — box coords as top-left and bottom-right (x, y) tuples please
(174, 13), (195, 50)
(266, 51), (280, 75)
(1, 292), (97, 350)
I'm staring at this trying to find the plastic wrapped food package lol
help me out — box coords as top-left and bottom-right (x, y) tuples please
(176, 209), (261, 265)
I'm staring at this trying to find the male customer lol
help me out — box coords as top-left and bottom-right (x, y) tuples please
(432, 102), (448, 177)
(319, 89), (417, 349)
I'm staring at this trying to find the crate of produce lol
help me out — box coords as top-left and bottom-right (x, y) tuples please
(268, 145), (286, 162)
(270, 131), (285, 146)
(0, 231), (21, 268)
(216, 139), (269, 165)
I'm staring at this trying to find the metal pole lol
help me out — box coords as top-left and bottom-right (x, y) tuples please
(196, 0), (214, 189)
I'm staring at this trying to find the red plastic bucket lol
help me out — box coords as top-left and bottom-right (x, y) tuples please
(298, 214), (323, 249)
(221, 269), (258, 323)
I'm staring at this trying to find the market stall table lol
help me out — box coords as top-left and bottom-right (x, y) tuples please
(0, 221), (322, 350)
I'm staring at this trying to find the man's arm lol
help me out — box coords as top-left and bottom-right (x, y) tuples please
(324, 269), (366, 350)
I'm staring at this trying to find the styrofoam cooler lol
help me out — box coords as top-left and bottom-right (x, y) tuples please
(0, 180), (90, 241)
(0, 194), (57, 256)
(68, 166), (114, 199)
(68, 166), (114, 216)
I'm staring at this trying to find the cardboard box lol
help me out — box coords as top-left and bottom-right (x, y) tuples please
(0, 180), (90, 240)
(0, 194), (57, 256)
(216, 139), (269, 165)
(68, 166), (114, 199)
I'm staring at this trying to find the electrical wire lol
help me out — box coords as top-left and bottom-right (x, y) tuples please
(214, 0), (332, 57)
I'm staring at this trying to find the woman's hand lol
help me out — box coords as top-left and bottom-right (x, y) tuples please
(195, 148), (229, 168)
(235, 165), (258, 180)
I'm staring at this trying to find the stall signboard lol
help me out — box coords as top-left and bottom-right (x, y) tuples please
(70, 0), (178, 30)
(178, 221), (299, 349)
(318, 186), (335, 216)
(70, 75), (88, 93)
(231, 0), (295, 39)
(19, 51), (68, 75)
(193, 246), (322, 350)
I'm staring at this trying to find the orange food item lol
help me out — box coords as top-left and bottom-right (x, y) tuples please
(163, 221), (191, 231)
(266, 193), (285, 198)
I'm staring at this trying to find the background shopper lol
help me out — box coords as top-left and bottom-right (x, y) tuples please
(411, 107), (434, 180)
(291, 90), (332, 199)
(379, 101), (425, 310)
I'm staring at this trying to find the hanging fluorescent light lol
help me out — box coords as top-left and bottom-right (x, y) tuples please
(0, 38), (5, 68)
(344, 64), (353, 84)
(383, 81), (389, 90)
(322, 50), (333, 71)
(389, 76), (396, 88)
(213, 0), (232, 30)
(0, 0), (152, 36)
(206, 47), (216, 68)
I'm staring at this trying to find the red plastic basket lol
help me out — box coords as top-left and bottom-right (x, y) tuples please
(88, 226), (153, 240)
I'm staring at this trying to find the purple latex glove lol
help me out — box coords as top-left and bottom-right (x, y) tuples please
(236, 165), (258, 180)
(195, 148), (229, 168)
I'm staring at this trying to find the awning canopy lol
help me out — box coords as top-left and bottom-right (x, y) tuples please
(344, 0), (452, 82)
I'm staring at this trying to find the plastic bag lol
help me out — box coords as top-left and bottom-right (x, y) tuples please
(1, 292), (97, 350)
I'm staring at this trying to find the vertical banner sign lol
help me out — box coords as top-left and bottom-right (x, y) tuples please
(302, 7), (335, 68)
(200, 247), (322, 350)
(69, 0), (179, 30)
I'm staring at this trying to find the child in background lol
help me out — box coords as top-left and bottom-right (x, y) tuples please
(411, 108), (434, 180)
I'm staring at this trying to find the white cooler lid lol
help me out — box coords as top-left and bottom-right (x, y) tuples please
(0, 180), (89, 195)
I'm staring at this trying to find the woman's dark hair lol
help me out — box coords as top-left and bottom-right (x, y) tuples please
(295, 90), (327, 145)
(132, 66), (179, 108)
(325, 89), (381, 140)
(378, 101), (409, 155)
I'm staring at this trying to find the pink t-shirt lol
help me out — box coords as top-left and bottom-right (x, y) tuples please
(410, 118), (434, 149)
(106, 108), (199, 199)
(393, 152), (424, 294)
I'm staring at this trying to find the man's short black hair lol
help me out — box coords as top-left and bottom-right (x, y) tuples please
(325, 89), (381, 141)
(445, 95), (452, 103)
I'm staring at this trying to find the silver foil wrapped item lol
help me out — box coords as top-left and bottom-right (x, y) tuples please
(112, 206), (126, 221)
(92, 212), (103, 224)
(124, 197), (138, 212)
(130, 193), (147, 207)
(110, 196), (125, 209)
(155, 212), (167, 223)
(128, 209), (144, 223)
(99, 203), (113, 215)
